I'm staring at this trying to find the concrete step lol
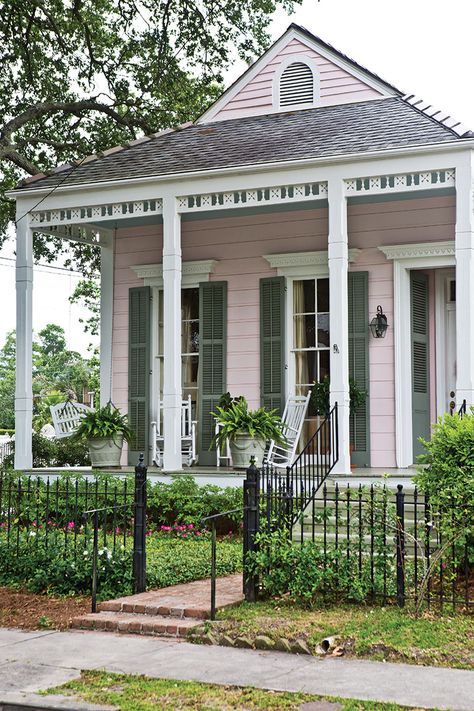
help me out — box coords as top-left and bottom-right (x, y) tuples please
(71, 611), (199, 636)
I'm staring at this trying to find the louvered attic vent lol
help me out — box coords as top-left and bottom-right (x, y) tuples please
(279, 61), (314, 107)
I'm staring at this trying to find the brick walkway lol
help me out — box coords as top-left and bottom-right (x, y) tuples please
(72, 574), (243, 637)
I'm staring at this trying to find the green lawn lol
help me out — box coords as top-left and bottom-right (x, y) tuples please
(208, 600), (474, 669)
(47, 670), (421, 710)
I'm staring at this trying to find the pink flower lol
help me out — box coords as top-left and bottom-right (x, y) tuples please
(187, 524), (194, 529)
(161, 525), (171, 532)
(115, 527), (121, 534)
(67, 521), (74, 530)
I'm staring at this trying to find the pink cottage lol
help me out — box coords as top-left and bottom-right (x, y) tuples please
(10, 25), (474, 474)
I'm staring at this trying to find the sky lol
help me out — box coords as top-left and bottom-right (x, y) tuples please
(0, 0), (473, 356)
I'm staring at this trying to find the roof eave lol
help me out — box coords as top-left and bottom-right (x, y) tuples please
(7, 139), (474, 200)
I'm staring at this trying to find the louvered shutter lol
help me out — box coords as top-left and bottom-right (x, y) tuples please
(128, 286), (151, 465)
(411, 272), (430, 459)
(260, 277), (285, 415)
(198, 281), (227, 466)
(348, 272), (370, 467)
(279, 62), (314, 107)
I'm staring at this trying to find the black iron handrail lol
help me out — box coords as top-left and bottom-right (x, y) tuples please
(201, 507), (246, 620)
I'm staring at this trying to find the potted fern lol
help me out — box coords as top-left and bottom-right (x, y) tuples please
(212, 397), (286, 468)
(73, 403), (133, 468)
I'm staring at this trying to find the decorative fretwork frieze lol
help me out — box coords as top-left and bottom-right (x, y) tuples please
(30, 198), (163, 228)
(177, 182), (328, 212)
(345, 169), (455, 196)
(33, 224), (104, 246)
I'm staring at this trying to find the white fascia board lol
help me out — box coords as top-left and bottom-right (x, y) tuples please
(7, 140), (474, 205)
(198, 27), (394, 124)
(264, 249), (360, 277)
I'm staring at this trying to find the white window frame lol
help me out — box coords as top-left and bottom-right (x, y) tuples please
(264, 250), (360, 402)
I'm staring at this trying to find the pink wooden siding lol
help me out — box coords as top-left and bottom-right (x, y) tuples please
(348, 195), (455, 467)
(211, 37), (383, 122)
(112, 194), (455, 469)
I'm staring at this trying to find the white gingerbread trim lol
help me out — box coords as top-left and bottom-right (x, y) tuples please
(264, 249), (361, 277)
(379, 241), (455, 261)
(131, 259), (217, 288)
(177, 182), (327, 213)
(345, 169), (455, 197)
(30, 198), (162, 228)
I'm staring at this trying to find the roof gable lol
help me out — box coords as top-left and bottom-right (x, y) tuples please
(198, 24), (400, 123)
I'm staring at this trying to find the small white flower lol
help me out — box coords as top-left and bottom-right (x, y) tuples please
(29, 531), (36, 538)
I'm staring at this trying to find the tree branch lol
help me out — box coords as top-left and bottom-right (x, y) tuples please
(2, 100), (153, 140)
(0, 145), (42, 175)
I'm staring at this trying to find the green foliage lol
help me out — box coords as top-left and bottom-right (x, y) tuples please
(3, 433), (90, 468)
(146, 475), (242, 533)
(248, 528), (396, 605)
(73, 403), (134, 444)
(217, 392), (246, 411)
(309, 376), (367, 416)
(1, 0), (301, 271)
(212, 398), (286, 448)
(416, 411), (474, 532)
(0, 529), (241, 599)
(0, 326), (99, 432)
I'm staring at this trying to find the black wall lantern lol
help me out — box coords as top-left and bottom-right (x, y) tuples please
(370, 305), (388, 339)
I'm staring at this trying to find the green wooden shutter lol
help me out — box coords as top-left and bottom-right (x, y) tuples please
(198, 281), (227, 466)
(128, 286), (151, 465)
(348, 271), (370, 467)
(260, 276), (286, 415)
(411, 271), (430, 460)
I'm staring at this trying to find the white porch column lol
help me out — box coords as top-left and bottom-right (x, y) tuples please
(455, 150), (474, 407)
(328, 177), (351, 474)
(162, 196), (182, 471)
(99, 232), (114, 405)
(14, 216), (33, 470)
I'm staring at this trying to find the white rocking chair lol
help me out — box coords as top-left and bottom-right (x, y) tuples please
(265, 392), (311, 469)
(151, 395), (197, 468)
(50, 401), (94, 439)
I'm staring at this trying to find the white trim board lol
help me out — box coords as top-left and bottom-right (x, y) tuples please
(379, 241), (455, 468)
(264, 249), (361, 277)
(132, 260), (217, 288)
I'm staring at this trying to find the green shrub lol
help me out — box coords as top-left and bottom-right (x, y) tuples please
(3, 433), (90, 468)
(247, 529), (396, 605)
(416, 411), (474, 532)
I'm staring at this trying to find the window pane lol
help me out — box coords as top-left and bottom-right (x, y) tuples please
(293, 279), (315, 314)
(293, 314), (315, 348)
(294, 351), (317, 387)
(317, 314), (330, 347)
(319, 349), (330, 381)
(182, 321), (199, 353)
(317, 278), (329, 313)
(182, 355), (199, 389)
(182, 288), (199, 320)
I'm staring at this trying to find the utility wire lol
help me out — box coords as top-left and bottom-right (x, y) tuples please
(0, 255), (87, 275)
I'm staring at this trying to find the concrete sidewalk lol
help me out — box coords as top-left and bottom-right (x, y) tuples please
(0, 628), (473, 710)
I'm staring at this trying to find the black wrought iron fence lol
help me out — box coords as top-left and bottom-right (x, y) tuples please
(0, 471), (135, 558)
(243, 464), (473, 613)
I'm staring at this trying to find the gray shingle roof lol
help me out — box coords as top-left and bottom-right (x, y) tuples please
(18, 97), (472, 191)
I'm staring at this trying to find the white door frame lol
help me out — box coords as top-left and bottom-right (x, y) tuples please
(435, 268), (456, 419)
(379, 242), (455, 468)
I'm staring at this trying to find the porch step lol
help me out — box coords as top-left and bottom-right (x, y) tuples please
(71, 573), (244, 637)
(72, 611), (199, 636)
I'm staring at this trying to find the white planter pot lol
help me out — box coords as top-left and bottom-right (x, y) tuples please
(229, 434), (265, 469)
(87, 434), (123, 468)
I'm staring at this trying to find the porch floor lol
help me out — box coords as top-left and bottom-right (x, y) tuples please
(23, 465), (418, 488)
